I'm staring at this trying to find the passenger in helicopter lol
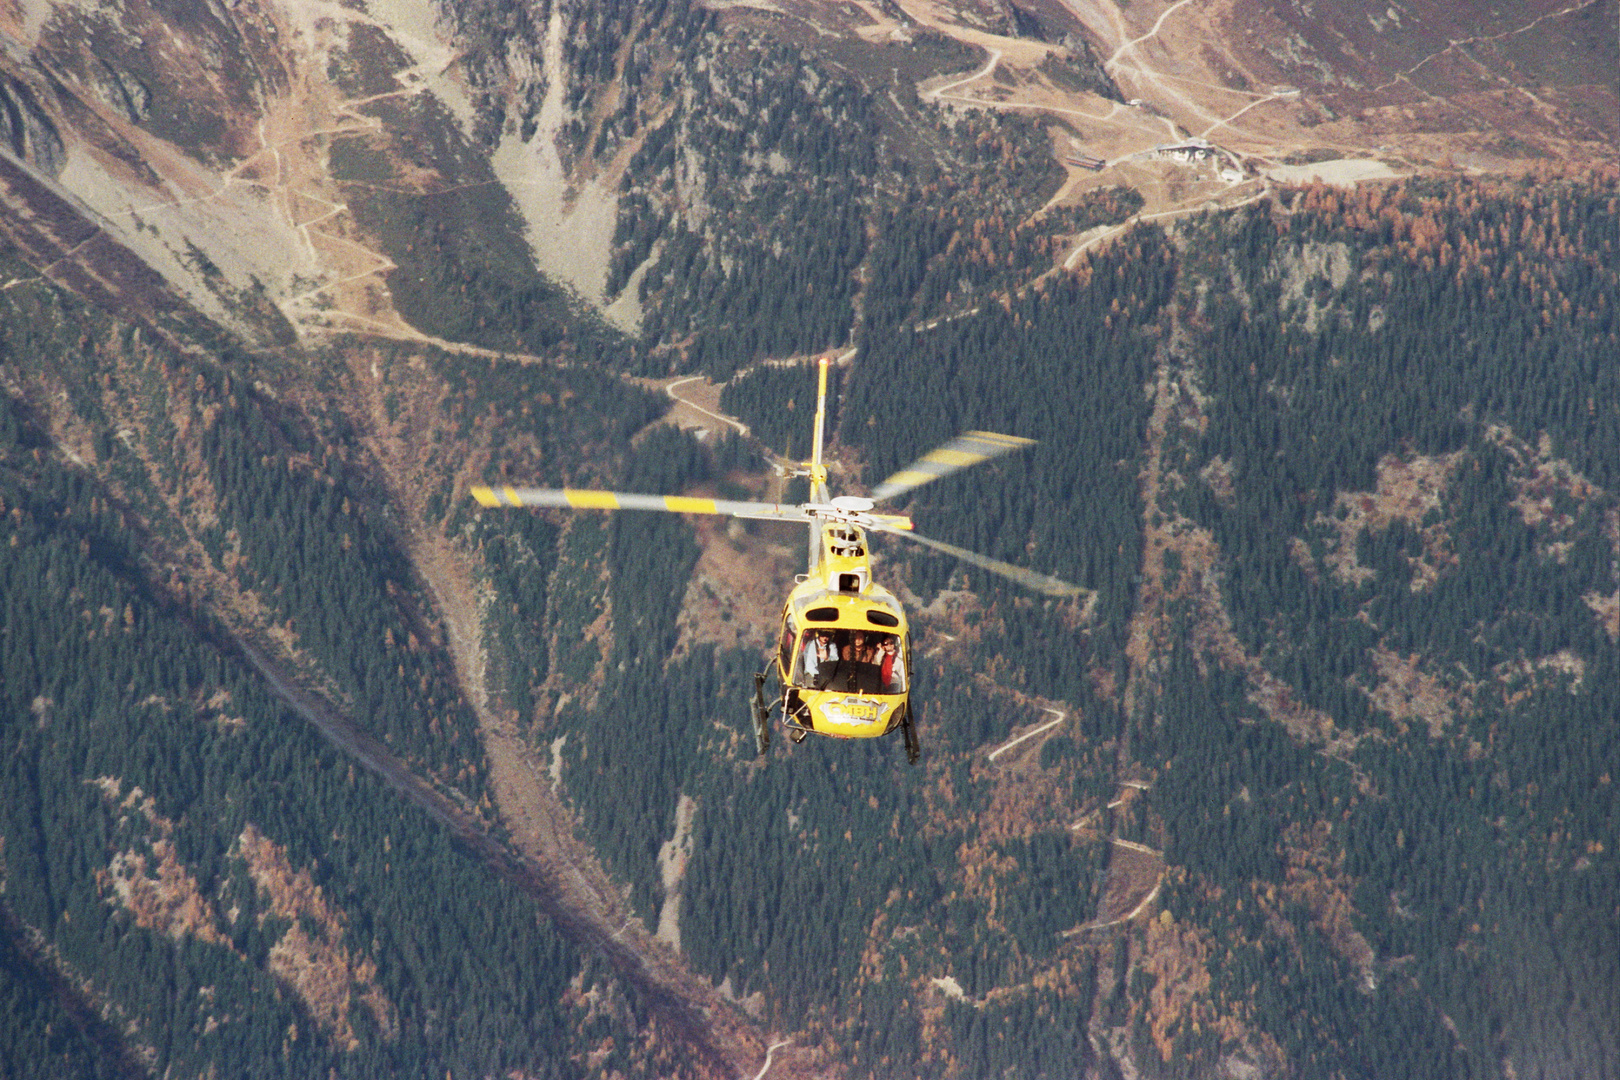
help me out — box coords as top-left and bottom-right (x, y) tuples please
(878, 634), (902, 692)
(849, 630), (877, 664)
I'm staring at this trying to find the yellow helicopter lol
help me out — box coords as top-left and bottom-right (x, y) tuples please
(471, 356), (1080, 764)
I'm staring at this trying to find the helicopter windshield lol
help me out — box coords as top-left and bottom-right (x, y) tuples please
(796, 628), (906, 694)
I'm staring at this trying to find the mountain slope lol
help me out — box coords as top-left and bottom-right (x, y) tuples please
(0, 0), (1615, 1077)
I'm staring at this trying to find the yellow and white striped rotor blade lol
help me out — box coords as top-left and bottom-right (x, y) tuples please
(869, 522), (1085, 598)
(470, 486), (811, 523)
(871, 431), (1035, 503)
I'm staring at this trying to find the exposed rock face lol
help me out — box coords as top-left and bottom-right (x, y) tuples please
(0, 72), (64, 173)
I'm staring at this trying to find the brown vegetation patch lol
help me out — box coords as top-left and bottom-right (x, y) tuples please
(1318, 451), (1461, 589)
(1588, 589), (1620, 642)
(977, 763), (1074, 845)
(1488, 424), (1606, 548)
(1493, 649), (1586, 702)
(91, 777), (234, 948)
(236, 824), (395, 1048)
(1362, 645), (1469, 737)
(656, 794), (698, 952)
(1278, 821), (1377, 992)
(99, 843), (233, 948)
(1138, 905), (1225, 1061)
(1199, 455), (1236, 506)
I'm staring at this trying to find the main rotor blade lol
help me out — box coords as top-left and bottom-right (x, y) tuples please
(871, 431), (1035, 503)
(870, 522), (1085, 598)
(471, 486), (811, 523)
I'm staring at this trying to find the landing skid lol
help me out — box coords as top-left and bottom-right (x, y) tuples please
(751, 671), (817, 758)
(750, 672), (772, 756)
(899, 703), (920, 766)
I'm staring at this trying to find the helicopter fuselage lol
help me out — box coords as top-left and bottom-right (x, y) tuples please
(772, 521), (912, 739)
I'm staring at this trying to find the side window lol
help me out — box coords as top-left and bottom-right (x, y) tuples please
(778, 618), (796, 673)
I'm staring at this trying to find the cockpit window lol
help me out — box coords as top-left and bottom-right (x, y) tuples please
(795, 628), (906, 693)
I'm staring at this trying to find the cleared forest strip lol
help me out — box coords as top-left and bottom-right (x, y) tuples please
(337, 359), (790, 1079)
(232, 632), (754, 1078)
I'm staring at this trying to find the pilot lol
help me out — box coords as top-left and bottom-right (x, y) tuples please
(803, 630), (838, 680)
